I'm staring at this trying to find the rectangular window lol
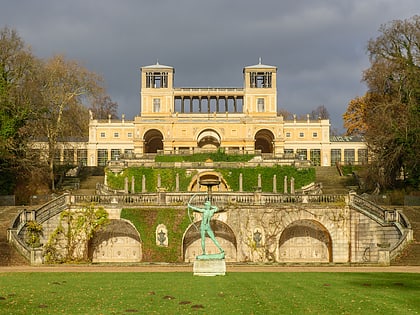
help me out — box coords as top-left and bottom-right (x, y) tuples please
(299, 132), (304, 138)
(100, 132), (106, 138)
(257, 98), (265, 112)
(127, 132), (133, 138)
(153, 98), (161, 112)
(312, 132), (318, 138)
(331, 149), (341, 165)
(358, 149), (368, 164)
(284, 149), (294, 158)
(296, 149), (307, 160)
(111, 149), (121, 161)
(63, 149), (74, 164)
(124, 149), (134, 156)
(344, 149), (355, 164)
(285, 132), (291, 138)
(97, 149), (108, 166)
(310, 149), (321, 166)
(77, 149), (87, 166)
(113, 132), (119, 138)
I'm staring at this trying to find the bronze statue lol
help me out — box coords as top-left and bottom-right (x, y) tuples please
(188, 200), (225, 260)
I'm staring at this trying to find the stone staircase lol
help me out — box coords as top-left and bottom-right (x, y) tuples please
(62, 166), (105, 195)
(315, 166), (352, 194)
(0, 206), (31, 266)
(392, 207), (420, 265)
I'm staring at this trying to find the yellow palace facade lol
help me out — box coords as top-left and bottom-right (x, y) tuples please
(74, 61), (367, 167)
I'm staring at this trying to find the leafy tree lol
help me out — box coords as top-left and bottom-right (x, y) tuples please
(346, 16), (420, 189)
(0, 26), (41, 194)
(343, 95), (369, 136)
(45, 204), (109, 263)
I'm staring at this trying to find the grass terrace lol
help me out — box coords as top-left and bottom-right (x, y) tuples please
(0, 272), (418, 314)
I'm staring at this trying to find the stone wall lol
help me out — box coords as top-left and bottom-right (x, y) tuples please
(34, 201), (406, 264)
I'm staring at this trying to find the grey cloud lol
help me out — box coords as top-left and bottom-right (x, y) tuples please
(1, 0), (419, 130)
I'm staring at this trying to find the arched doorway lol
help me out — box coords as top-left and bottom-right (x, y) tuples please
(89, 219), (142, 263)
(144, 129), (164, 153)
(183, 220), (237, 262)
(197, 129), (221, 150)
(254, 129), (274, 153)
(278, 219), (332, 262)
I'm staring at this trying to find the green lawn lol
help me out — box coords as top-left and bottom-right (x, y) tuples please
(0, 272), (418, 314)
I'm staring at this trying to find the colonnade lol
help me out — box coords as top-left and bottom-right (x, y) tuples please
(174, 95), (243, 113)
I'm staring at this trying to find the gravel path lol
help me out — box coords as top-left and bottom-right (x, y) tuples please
(1, 264), (419, 273)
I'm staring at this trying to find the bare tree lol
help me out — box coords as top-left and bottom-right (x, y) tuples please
(89, 95), (118, 120)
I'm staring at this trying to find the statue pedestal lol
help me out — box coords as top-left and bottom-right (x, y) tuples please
(193, 259), (226, 276)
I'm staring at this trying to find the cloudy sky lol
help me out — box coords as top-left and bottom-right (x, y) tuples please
(2, 1), (419, 132)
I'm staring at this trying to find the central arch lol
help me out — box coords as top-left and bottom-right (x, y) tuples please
(144, 129), (164, 153)
(278, 219), (332, 262)
(183, 220), (237, 262)
(254, 129), (274, 153)
(197, 129), (221, 149)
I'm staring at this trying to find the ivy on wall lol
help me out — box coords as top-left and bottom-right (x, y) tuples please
(107, 166), (315, 193)
(121, 207), (191, 262)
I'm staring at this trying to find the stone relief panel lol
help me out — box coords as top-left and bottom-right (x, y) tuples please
(156, 224), (168, 247)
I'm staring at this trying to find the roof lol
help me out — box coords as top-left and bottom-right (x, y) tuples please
(244, 58), (277, 70)
(142, 61), (173, 70)
(330, 135), (365, 142)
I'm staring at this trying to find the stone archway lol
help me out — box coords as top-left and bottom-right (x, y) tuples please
(278, 219), (332, 262)
(89, 219), (142, 263)
(183, 220), (237, 262)
(144, 129), (164, 153)
(254, 129), (274, 153)
(197, 129), (221, 149)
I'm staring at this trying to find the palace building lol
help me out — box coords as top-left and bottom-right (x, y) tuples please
(50, 61), (367, 167)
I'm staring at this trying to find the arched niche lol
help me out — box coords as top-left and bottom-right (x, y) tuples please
(278, 219), (332, 262)
(183, 220), (237, 262)
(89, 219), (142, 263)
(188, 171), (230, 192)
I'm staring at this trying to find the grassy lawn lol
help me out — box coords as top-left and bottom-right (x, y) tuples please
(0, 272), (418, 314)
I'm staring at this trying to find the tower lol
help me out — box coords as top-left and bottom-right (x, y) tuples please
(140, 62), (175, 117)
(243, 59), (277, 117)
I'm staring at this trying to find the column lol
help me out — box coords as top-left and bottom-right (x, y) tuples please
(175, 173), (179, 192)
(284, 176), (288, 194)
(131, 176), (135, 194)
(142, 175), (146, 192)
(124, 177), (129, 194)
(157, 174), (161, 189)
(290, 177), (295, 195)
(273, 175), (277, 193)
(239, 173), (243, 192)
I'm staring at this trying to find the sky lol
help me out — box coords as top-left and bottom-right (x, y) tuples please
(1, 1), (419, 132)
